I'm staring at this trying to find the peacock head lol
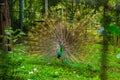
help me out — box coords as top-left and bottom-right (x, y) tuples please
(58, 41), (61, 46)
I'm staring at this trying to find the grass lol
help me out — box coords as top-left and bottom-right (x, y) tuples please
(12, 55), (100, 80)
(0, 44), (120, 80)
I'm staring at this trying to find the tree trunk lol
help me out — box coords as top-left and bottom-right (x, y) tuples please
(19, 0), (24, 30)
(0, 0), (11, 51)
(100, 0), (110, 80)
(45, 0), (48, 15)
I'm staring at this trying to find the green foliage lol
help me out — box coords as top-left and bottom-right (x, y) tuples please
(0, 44), (120, 79)
(0, 44), (117, 80)
(5, 28), (25, 43)
(0, 50), (12, 79)
(0, 44), (25, 80)
(108, 24), (120, 35)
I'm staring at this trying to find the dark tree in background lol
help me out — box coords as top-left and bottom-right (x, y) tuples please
(0, 0), (11, 51)
(19, 0), (24, 30)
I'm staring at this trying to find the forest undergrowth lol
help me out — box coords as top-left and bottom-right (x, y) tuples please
(0, 44), (120, 80)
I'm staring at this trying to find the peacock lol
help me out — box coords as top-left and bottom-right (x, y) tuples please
(25, 16), (92, 65)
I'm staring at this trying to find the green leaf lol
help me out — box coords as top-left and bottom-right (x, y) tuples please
(108, 24), (120, 35)
(5, 29), (14, 36)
